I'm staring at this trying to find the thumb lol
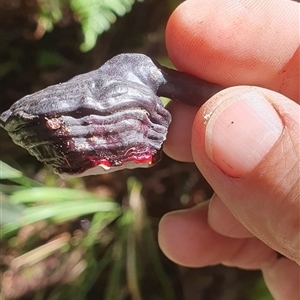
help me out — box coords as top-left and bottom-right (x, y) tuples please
(192, 86), (300, 263)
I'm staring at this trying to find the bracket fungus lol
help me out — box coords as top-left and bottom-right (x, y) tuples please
(0, 53), (222, 178)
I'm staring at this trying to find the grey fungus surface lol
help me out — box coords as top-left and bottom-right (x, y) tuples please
(0, 53), (223, 178)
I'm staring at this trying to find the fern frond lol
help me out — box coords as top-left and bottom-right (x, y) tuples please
(70, 0), (139, 51)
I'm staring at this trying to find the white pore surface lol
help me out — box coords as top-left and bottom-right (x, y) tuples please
(58, 161), (152, 179)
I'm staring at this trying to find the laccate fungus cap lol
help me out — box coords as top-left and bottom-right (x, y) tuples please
(0, 54), (222, 178)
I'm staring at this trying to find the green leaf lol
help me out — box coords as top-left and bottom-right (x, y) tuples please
(0, 196), (25, 225)
(10, 187), (111, 204)
(37, 50), (65, 68)
(33, 0), (143, 52)
(70, 0), (139, 51)
(1, 199), (119, 238)
(0, 161), (23, 179)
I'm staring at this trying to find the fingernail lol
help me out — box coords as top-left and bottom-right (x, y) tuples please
(205, 90), (283, 177)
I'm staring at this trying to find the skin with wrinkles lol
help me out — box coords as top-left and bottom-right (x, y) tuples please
(159, 0), (299, 299)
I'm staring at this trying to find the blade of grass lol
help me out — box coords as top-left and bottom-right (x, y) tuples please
(103, 242), (126, 300)
(126, 215), (142, 300)
(127, 178), (174, 299)
(10, 187), (111, 203)
(7, 176), (42, 188)
(11, 233), (71, 269)
(143, 218), (175, 300)
(103, 214), (130, 300)
(74, 245), (114, 300)
(1, 200), (119, 238)
(0, 196), (25, 225)
(0, 183), (28, 194)
(0, 160), (23, 179)
(126, 177), (144, 300)
(0, 160), (42, 187)
(83, 210), (121, 248)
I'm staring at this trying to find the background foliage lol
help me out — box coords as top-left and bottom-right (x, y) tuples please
(1, 0), (273, 299)
(37, 0), (143, 51)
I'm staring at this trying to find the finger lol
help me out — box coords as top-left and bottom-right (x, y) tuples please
(159, 203), (300, 300)
(192, 86), (300, 263)
(262, 257), (300, 300)
(163, 101), (198, 161)
(166, 0), (299, 101)
(158, 202), (277, 268)
(208, 193), (254, 238)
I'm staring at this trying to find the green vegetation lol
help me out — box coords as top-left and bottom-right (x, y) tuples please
(37, 0), (143, 51)
(1, 161), (174, 299)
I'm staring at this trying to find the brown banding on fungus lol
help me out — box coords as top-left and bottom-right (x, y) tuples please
(0, 53), (223, 178)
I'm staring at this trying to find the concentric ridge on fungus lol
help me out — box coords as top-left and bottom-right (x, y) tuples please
(0, 53), (223, 178)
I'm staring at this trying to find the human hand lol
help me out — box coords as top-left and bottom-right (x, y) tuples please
(158, 0), (300, 299)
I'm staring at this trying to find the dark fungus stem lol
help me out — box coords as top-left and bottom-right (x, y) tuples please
(155, 61), (224, 107)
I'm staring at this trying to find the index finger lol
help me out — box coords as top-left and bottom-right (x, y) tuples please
(166, 0), (299, 102)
